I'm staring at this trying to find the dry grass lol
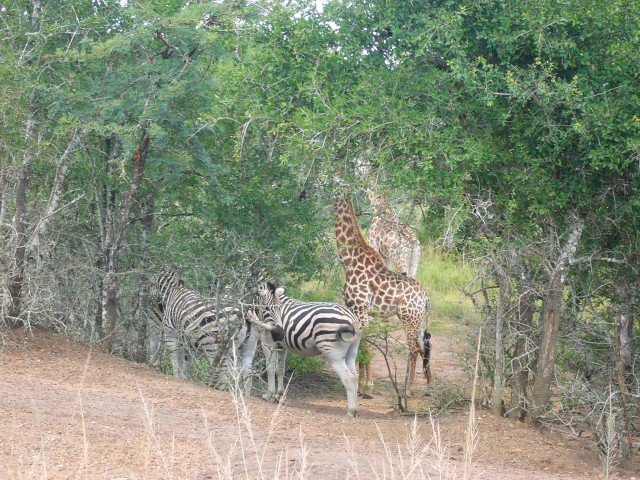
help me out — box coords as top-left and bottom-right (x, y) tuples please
(6, 362), (482, 480)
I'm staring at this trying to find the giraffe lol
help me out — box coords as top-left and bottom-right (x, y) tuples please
(367, 189), (421, 278)
(334, 195), (432, 393)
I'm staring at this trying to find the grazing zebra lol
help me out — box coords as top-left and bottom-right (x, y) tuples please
(248, 282), (362, 417)
(151, 270), (259, 394)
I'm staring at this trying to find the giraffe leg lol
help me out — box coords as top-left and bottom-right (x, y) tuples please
(357, 342), (374, 398)
(408, 349), (417, 396)
(401, 321), (423, 396)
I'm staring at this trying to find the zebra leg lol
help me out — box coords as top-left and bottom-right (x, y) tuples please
(345, 331), (361, 376)
(181, 350), (193, 379)
(327, 357), (359, 417)
(166, 335), (188, 379)
(237, 329), (259, 397)
(273, 347), (287, 401)
(261, 339), (278, 402)
(148, 325), (163, 369)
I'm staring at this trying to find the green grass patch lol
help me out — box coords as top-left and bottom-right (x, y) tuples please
(416, 246), (476, 296)
(295, 279), (343, 303)
(285, 352), (325, 374)
(416, 246), (478, 331)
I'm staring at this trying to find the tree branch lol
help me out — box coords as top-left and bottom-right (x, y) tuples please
(28, 129), (85, 251)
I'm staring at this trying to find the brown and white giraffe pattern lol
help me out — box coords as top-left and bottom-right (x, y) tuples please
(367, 189), (421, 278)
(334, 195), (431, 389)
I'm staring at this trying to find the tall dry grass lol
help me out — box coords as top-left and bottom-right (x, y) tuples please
(7, 355), (482, 480)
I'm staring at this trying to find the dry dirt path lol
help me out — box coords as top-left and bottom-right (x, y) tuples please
(0, 327), (635, 479)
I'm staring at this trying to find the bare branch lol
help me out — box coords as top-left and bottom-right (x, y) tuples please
(28, 129), (85, 251)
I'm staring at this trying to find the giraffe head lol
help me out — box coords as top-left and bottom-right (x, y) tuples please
(366, 189), (393, 216)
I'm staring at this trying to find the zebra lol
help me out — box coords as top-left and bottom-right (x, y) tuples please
(150, 270), (259, 394)
(247, 281), (362, 417)
(147, 269), (185, 370)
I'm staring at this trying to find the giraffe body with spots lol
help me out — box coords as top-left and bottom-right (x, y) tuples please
(367, 189), (421, 278)
(334, 196), (432, 391)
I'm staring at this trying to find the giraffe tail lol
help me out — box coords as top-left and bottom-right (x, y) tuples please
(418, 330), (433, 383)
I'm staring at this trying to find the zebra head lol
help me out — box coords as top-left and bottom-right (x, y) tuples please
(152, 268), (185, 303)
(256, 282), (285, 342)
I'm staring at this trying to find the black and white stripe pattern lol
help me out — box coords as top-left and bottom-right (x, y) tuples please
(151, 270), (258, 393)
(252, 282), (361, 417)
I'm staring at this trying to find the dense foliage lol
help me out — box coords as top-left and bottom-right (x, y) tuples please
(1, 0), (638, 446)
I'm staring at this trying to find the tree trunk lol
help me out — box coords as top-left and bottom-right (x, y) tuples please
(6, 100), (36, 328)
(615, 279), (634, 373)
(133, 193), (155, 363)
(0, 166), (7, 229)
(529, 221), (583, 423)
(101, 129), (150, 352)
(613, 278), (635, 457)
(529, 275), (563, 421)
(492, 265), (509, 416)
(5, 0), (44, 329)
(95, 137), (116, 341)
(507, 280), (535, 421)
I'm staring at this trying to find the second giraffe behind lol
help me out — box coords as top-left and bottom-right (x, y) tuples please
(366, 189), (421, 278)
(334, 195), (432, 394)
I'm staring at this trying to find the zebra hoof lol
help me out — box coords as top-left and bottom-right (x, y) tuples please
(262, 393), (274, 402)
(346, 410), (358, 418)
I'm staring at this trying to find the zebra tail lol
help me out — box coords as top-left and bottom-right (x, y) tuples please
(336, 325), (356, 342)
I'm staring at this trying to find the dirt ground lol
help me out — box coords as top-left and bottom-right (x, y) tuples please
(0, 326), (637, 479)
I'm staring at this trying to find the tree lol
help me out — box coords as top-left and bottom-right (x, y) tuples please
(255, 0), (639, 429)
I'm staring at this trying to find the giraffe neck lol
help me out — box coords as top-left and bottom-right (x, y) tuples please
(334, 195), (385, 266)
(367, 189), (395, 217)
(335, 196), (366, 245)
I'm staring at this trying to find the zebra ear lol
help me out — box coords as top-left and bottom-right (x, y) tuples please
(267, 281), (277, 293)
(275, 287), (285, 296)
